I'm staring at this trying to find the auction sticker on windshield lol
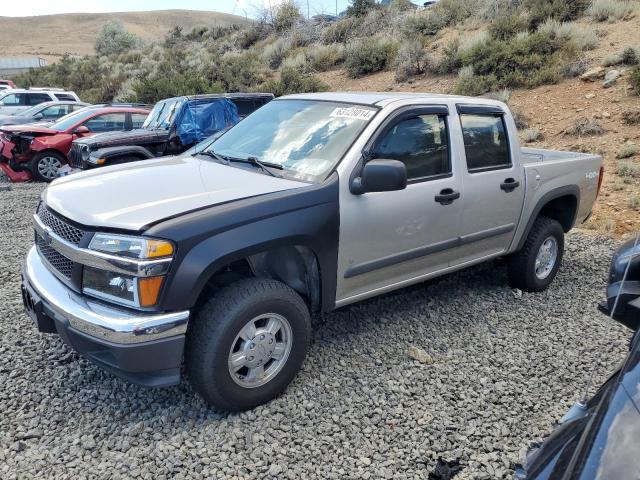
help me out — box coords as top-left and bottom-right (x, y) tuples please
(330, 107), (376, 121)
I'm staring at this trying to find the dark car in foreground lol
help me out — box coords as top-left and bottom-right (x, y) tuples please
(70, 93), (273, 170)
(517, 235), (640, 479)
(0, 104), (150, 182)
(0, 101), (89, 127)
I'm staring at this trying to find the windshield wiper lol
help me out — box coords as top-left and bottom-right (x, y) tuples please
(192, 150), (228, 165)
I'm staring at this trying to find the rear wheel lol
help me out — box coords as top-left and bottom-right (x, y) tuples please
(508, 216), (564, 292)
(31, 151), (65, 182)
(186, 278), (311, 411)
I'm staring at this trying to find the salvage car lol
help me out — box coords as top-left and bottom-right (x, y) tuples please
(69, 93), (273, 169)
(0, 88), (81, 115)
(21, 93), (604, 410)
(0, 104), (150, 182)
(516, 235), (640, 479)
(0, 79), (17, 91)
(0, 100), (89, 127)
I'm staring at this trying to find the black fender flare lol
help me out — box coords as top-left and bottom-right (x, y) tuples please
(147, 176), (340, 313)
(515, 185), (580, 251)
(91, 145), (155, 165)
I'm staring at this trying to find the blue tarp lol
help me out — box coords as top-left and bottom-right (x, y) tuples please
(176, 98), (240, 146)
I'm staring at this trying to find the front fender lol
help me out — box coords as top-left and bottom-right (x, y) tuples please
(146, 174), (340, 312)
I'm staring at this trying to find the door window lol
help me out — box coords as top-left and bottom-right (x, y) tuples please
(40, 105), (72, 119)
(460, 114), (511, 172)
(84, 113), (127, 132)
(131, 113), (148, 129)
(372, 114), (450, 181)
(27, 93), (52, 106)
(0, 93), (24, 105)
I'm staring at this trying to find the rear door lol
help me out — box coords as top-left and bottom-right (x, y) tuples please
(0, 92), (27, 114)
(451, 105), (525, 266)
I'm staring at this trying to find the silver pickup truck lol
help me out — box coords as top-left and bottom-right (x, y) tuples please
(21, 93), (604, 410)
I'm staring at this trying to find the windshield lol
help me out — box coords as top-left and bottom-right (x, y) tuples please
(50, 108), (95, 131)
(19, 104), (47, 117)
(142, 98), (183, 130)
(206, 100), (377, 182)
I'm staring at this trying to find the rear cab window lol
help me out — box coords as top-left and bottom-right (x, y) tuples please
(459, 112), (511, 172)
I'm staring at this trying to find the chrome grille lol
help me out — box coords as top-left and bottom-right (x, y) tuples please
(36, 234), (73, 279)
(36, 203), (85, 245)
(68, 144), (84, 169)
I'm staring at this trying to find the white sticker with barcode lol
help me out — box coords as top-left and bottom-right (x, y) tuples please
(330, 107), (376, 121)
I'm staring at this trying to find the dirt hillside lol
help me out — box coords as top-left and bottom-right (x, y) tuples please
(0, 10), (249, 63)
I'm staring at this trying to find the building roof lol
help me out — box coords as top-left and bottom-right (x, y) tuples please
(0, 57), (48, 69)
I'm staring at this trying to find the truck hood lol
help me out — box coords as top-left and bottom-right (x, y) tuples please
(0, 114), (31, 126)
(74, 128), (167, 149)
(43, 155), (308, 231)
(0, 124), (57, 135)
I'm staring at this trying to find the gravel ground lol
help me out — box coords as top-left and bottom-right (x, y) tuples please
(0, 179), (632, 480)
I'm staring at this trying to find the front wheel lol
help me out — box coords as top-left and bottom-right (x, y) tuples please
(31, 151), (66, 182)
(508, 216), (565, 292)
(186, 278), (311, 411)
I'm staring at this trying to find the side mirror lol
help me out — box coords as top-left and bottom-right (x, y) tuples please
(73, 125), (90, 134)
(350, 159), (407, 195)
(33, 113), (43, 120)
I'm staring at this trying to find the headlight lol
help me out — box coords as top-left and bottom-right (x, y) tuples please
(83, 267), (164, 308)
(89, 233), (174, 259)
(83, 234), (174, 308)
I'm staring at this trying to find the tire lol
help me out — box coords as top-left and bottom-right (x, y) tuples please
(30, 151), (66, 182)
(508, 216), (564, 292)
(186, 278), (312, 411)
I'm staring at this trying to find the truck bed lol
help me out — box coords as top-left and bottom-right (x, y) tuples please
(521, 147), (600, 165)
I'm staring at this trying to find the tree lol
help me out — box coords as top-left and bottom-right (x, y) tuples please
(347, 0), (377, 17)
(95, 21), (141, 56)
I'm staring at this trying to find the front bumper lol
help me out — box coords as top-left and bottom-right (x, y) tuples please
(22, 246), (189, 387)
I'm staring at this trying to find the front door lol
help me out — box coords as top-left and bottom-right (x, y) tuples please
(336, 106), (464, 305)
(452, 107), (525, 266)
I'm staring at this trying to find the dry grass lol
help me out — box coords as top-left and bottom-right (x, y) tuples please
(0, 10), (248, 61)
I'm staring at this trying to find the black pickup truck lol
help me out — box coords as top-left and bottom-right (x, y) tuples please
(69, 93), (273, 170)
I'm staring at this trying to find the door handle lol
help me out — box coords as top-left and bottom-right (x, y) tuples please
(500, 178), (520, 192)
(435, 188), (460, 205)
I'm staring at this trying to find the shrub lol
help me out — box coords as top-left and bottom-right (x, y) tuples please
(322, 17), (360, 44)
(622, 110), (640, 125)
(561, 56), (590, 78)
(521, 128), (542, 142)
(617, 144), (639, 159)
(617, 160), (640, 178)
(631, 65), (640, 95)
(621, 46), (639, 64)
(395, 41), (435, 82)
(454, 66), (492, 96)
(525, 0), (591, 28)
(564, 117), (605, 136)
(538, 19), (598, 51)
(602, 52), (623, 66)
(438, 39), (463, 73)
(211, 51), (265, 92)
(588, 0), (637, 22)
(273, 1), (303, 32)
(281, 52), (312, 72)
(390, 0), (414, 12)
(454, 30), (566, 92)
(260, 67), (328, 96)
(347, 0), (378, 17)
(402, 11), (447, 37)
(435, 0), (478, 26)
(262, 38), (291, 69)
(344, 37), (398, 77)
(489, 13), (529, 40)
(308, 44), (346, 71)
(484, 89), (512, 104)
(629, 196), (640, 209)
(95, 21), (141, 56)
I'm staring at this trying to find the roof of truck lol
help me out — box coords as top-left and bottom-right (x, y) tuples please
(280, 92), (505, 108)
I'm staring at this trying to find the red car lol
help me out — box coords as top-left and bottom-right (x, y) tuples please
(0, 105), (150, 182)
(0, 79), (16, 91)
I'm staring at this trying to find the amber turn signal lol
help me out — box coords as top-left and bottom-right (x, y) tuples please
(146, 240), (174, 258)
(138, 276), (164, 307)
